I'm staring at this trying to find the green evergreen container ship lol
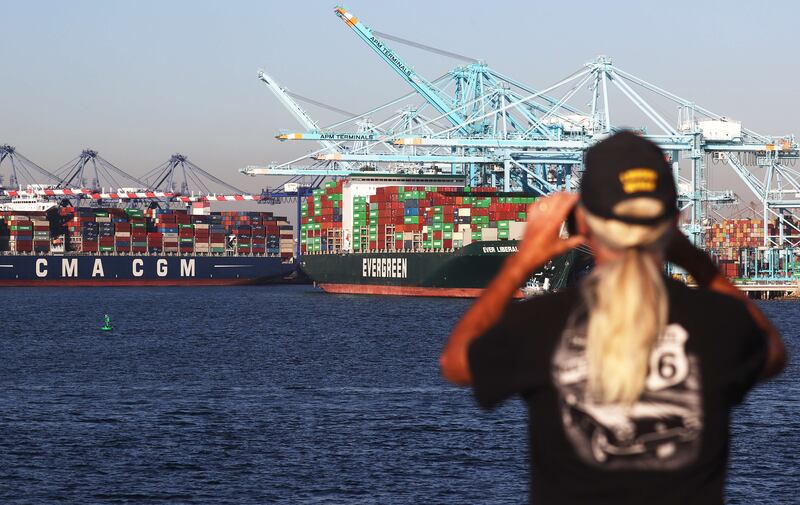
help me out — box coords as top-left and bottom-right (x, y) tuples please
(298, 175), (581, 298)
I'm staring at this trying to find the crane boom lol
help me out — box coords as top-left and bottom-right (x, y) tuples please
(257, 70), (354, 170)
(333, 6), (469, 134)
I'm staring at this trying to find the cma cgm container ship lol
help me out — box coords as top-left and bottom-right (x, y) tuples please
(0, 198), (295, 286)
(299, 175), (583, 298)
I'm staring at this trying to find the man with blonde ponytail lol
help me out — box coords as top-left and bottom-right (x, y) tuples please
(440, 131), (786, 504)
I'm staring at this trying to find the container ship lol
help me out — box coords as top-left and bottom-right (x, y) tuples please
(299, 175), (584, 298)
(705, 217), (800, 280)
(0, 198), (296, 286)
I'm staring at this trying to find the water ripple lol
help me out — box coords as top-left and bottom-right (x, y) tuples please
(0, 286), (796, 503)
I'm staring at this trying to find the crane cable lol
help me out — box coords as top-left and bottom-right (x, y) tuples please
(372, 30), (479, 63)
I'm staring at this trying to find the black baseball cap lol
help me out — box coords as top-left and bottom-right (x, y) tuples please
(579, 130), (678, 225)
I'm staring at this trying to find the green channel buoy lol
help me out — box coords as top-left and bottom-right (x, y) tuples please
(101, 314), (114, 332)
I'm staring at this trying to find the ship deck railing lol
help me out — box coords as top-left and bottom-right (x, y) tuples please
(303, 248), (459, 254)
(0, 250), (295, 261)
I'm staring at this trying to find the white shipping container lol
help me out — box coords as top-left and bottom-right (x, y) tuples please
(458, 208), (471, 217)
(509, 221), (527, 240)
(481, 227), (498, 241)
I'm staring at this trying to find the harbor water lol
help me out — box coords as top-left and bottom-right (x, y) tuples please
(0, 285), (797, 503)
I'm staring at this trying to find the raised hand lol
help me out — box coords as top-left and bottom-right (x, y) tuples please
(514, 192), (586, 274)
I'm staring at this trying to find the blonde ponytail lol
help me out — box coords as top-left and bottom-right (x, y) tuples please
(581, 210), (672, 405)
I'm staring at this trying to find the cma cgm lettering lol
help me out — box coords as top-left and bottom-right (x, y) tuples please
(33, 257), (196, 278)
(0, 255), (295, 286)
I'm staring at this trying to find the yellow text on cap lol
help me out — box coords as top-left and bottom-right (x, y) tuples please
(619, 168), (658, 193)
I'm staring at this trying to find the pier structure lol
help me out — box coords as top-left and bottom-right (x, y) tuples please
(0, 147), (270, 208)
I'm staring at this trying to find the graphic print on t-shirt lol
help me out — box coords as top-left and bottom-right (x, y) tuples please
(552, 313), (703, 470)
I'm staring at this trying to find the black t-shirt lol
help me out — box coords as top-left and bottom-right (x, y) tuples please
(468, 278), (767, 505)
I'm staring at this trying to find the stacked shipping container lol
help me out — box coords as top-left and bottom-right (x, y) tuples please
(299, 180), (536, 254)
(0, 207), (294, 258)
(8, 215), (34, 252)
(706, 219), (767, 255)
(300, 181), (344, 253)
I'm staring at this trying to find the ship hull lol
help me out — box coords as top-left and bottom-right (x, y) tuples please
(300, 241), (578, 298)
(0, 254), (296, 286)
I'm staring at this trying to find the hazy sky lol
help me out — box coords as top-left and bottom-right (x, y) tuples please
(2, 0), (798, 209)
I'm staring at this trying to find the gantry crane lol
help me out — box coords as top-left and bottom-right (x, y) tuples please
(245, 5), (800, 263)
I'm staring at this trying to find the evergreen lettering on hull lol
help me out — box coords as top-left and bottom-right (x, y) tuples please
(362, 257), (408, 279)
